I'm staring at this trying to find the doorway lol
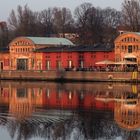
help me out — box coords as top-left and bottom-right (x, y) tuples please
(17, 59), (28, 70)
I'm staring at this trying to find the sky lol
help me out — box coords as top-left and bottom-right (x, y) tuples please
(0, 0), (123, 21)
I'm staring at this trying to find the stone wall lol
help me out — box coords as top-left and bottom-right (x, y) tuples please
(0, 71), (138, 82)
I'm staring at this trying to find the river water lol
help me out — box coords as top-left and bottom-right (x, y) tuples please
(0, 81), (139, 140)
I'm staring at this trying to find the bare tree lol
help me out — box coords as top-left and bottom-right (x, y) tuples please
(86, 7), (104, 44)
(122, 0), (140, 31)
(8, 10), (18, 30)
(38, 8), (54, 36)
(75, 3), (105, 44)
(74, 3), (93, 44)
(8, 5), (39, 36)
(53, 7), (74, 36)
(102, 8), (121, 43)
(6, 2), (125, 46)
(0, 22), (8, 47)
(75, 2), (122, 44)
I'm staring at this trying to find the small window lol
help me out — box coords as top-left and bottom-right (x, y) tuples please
(133, 45), (135, 51)
(128, 45), (132, 53)
(125, 46), (127, 50)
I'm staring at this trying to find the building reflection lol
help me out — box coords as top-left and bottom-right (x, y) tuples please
(9, 85), (44, 121)
(114, 85), (140, 131)
(9, 88), (35, 120)
(0, 82), (139, 133)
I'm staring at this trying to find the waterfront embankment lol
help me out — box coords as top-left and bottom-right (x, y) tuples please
(0, 70), (138, 82)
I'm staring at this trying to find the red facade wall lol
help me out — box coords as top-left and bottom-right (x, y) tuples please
(41, 51), (115, 70)
(84, 51), (115, 67)
(42, 52), (79, 70)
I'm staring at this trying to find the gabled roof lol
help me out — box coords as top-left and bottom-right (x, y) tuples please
(26, 37), (74, 46)
(36, 44), (114, 53)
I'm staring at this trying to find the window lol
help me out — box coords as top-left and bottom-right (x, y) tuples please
(4, 59), (9, 66)
(133, 45), (135, 51)
(56, 60), (61, 70)
(133, 38), (135, 42)
(125, 46), (127, 50)
(68, 60), (73, 68)
(79, 53), (84, 59)
(46, 56), (50, 58)
(46, 60), (51, 70)
(31, 59), (34, 68)
(128, 45), (132, 53)
(46, 88), (50, 98)
(68, 55), (72, 59)
(127, 37), (129, 42)
(79, 60), (84, 68)
(68, 91), (73, 100)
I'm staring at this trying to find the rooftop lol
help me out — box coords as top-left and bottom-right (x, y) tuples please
(26, 37), (74, 46)
(36, 44), (114, 53)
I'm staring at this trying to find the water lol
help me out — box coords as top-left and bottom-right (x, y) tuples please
(0, 81), (139, 140)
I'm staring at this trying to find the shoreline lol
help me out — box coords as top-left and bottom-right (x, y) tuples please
(0, 70), (139, 83)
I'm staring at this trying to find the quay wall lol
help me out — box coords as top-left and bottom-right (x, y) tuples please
(0, 71), (138, 82)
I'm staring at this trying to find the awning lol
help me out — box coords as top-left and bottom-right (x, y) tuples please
(95, 60), (115, 65)
(124, 54), (136, 59)
(115, 60), (137, 65)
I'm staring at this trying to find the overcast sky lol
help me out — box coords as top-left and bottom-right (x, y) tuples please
(0, 0), (123, 21)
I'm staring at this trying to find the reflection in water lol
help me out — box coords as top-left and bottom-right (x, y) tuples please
(9, 88), (35, 120)
(114, 91), (140, 131)
(0, 82), (139, 139)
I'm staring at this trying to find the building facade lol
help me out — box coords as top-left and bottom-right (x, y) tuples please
(0, 36), (74, 71)
(0, 36), (114, 71)
(114, 32), (140, 65)
(37, 44), (114, 71)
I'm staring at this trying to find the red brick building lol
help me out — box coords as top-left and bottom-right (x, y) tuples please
(36, 44), (115, 70)
(0, 36), (115, 71)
